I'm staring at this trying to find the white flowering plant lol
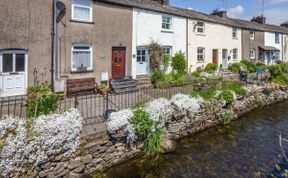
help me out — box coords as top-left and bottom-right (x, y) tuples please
(0, 109), (82, 177)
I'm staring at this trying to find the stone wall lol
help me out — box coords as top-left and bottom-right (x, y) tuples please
(19, 84), (288, 178)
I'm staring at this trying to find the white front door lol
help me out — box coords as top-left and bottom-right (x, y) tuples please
(0, 51), (27, 96)
(136, 47), (149, 75)
(222, 49), (228, 69)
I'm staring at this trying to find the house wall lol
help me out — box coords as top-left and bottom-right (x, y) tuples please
(187, 20), (242, 72)
(57, 1), (133, 84)
(0, 0), (52, 86)
(131, 8), (187, 78)
(242, 30), (264, 62)
(264, 32), (283, 60)
(284, 35), (288, 62)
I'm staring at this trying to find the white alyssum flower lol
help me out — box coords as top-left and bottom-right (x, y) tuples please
(144, 98), (172, 127)
(125, 124), (137, 146)
(107, 109), (133, 134)
(170, 94), (203, 118)
(0, 109), (82, 177)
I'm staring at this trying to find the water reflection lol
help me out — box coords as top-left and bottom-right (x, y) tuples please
(104, 101), (288, 178)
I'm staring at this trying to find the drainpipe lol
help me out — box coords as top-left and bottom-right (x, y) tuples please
(51, 0), (56, 88)
(186, 18), (189, 73)
(55, 0), (59, 80)
(282, 34), (284, 62)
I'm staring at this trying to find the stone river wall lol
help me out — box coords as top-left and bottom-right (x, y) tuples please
(20, 84), (288, 178)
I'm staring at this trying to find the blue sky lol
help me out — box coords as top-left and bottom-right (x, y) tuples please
(170, 0), (288, 25)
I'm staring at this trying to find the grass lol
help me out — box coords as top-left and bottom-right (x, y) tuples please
(223, 111), (233, 124)
(191, 88), (217, 100)
(144, 129), (163, 156)
(220, 81), (246, 96)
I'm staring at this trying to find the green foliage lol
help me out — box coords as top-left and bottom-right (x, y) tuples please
(144, 129), (163, 156)
(268, 63), (288, 85)
(241, 60), (256, 73)
(150, 69), (165, 84)
(204, 63), (218, 73)
(191, 88), (217, 100)
(163, 54), (171, 67)
(221, 81), (246, 96)
(171, 51), (186, 74)
(223, 111), (233, 124)
(263, 88), (273, 95)
(131, 108), (154, 137)
(191, 71), (201, 78)
(269, 64), (284, 77)
(27, 85), (59, 118)
(169, 73), (188, 86)
(219, 90), (234, 105)
(228, 62), (247, 73)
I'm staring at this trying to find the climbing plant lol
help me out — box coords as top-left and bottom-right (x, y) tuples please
(148, 41), (163, 71)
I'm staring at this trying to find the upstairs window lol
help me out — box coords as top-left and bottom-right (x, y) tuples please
(162, 16), (172, 30)
(233, 48), (238, 60)
(250, 30), (255, 40)
(72, 44), (93, 71)
(196, 22), (205, 34)
(72, 0), (92, 22)
(275, 33), (280, 44)
(232, 27), (237, 39)
(197, 47), (205, 61)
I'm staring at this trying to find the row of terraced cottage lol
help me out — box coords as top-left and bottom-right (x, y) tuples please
(0, 0), (288, 97)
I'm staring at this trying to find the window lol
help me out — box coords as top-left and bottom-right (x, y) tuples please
(232, 27), (237, 39)
(273, 51), (280, 60)
(136, 48), (147, 63)
(196, 22), (205, 34)
(1, 51), (26, 73)
(162, 46), (172, 56)
(162, 16), (172, 30)
(72, 44), (92, 71)
(275, 33), (280, 44)
(233, 48), (238, 60)
(197, 47), (205, 61)
(72, 0), (92, 22)
(250, 49), (256, 59)
(250, 30), (255, 40)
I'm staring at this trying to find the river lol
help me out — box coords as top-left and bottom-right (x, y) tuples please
(103, 100), (288, 178)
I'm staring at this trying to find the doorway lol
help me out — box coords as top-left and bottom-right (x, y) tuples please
(212, 49), (218, 64)
(112, 47), (126, 79)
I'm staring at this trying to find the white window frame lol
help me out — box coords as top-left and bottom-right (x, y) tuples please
(250, 30), (255, 40)
(162, 15), (172, 31)
(136, 47), (147, 63)
(162, 46), (172, 56)
(275, 33), (280, 44)
(250, 49), (256, 59)
(196, 21), (205, 34)
(197, 47), (205, 62)
(232, 27), (237, 39)
(71, 44), (93, 72)
(233, 48), (238, 60)
(71, 0), (93, 22)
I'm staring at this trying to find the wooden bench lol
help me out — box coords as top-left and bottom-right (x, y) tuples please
(66, 78), (97, 96)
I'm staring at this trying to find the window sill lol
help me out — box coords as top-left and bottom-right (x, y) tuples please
(233, 37), (238, 40)
(161, 29), (174, 33)
(70, 69), (94, 74)
(197, 61), (205, 63)
(70, 19), (95, 25)
(196, 33), (206, 36)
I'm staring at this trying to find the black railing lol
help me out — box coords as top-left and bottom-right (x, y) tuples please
(0, 85), (195, 120)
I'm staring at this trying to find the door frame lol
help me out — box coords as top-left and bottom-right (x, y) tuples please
(212, 49), (218, 65)
(111, 46), (127, 79)
(135, 46), (149, 76)
(0, 50), (28, 97)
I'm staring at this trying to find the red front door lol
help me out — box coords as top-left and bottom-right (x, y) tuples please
(112, 47), (126, 79)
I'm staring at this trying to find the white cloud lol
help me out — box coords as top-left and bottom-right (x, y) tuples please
(264, 8), (288, 25)
(187, 7), (193, 10)
(227, 5), (244, 18)
(269, 0), (288, 4)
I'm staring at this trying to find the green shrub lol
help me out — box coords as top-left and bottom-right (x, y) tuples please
(130, 108), (154, 137)
(219, 90), (234, 105)
(228, 62), (247, 73)
(150, 69), (165, 84)
(170, 73), (187, 86)
(171, 51), (186, 74)
(191, 88), (217, 100)
(241, 60), (256, 73)
(269, 64), (283, 77)
(196, 67), (204, 73)
(221, 81), (246, 96)
(263, 88), (273, 95)
(223, 111), (233, 124)
(191, 71), (200, 78)
(204, 63), (218, 73)
(27, 85), (59, 118)
(144, 129), (163, 156)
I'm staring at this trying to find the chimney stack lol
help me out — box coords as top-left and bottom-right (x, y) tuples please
(251, 15), (266, 24)
(149, 0), (170, 5)
(211, 9), (228, 18)
(281, 21), (288, 28)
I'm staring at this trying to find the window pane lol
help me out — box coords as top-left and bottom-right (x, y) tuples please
(197, 27), (203, 33)
(74, 6), (90, 20)
(74, 46), (90, 50)
(16, 54), (25, 72)
(142, 50), (146, 55)
(137, 57), (141, 62)
(3, 54), (13, 73)
(73, 51), (91, 69)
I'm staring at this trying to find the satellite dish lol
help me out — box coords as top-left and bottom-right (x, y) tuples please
(56, 1), (66, 23)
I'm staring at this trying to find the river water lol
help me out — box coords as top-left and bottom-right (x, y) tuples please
(103, 101), (288, 178)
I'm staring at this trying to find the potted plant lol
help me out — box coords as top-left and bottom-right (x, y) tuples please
(97, 84), (109, 95)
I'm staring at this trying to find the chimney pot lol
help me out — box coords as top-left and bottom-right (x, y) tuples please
(211, 9), (228, 18)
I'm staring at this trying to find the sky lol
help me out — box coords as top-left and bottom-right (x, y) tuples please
(170, 0), (288, 25)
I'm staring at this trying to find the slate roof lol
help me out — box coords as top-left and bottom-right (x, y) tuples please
(96, 0), (288, 34)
